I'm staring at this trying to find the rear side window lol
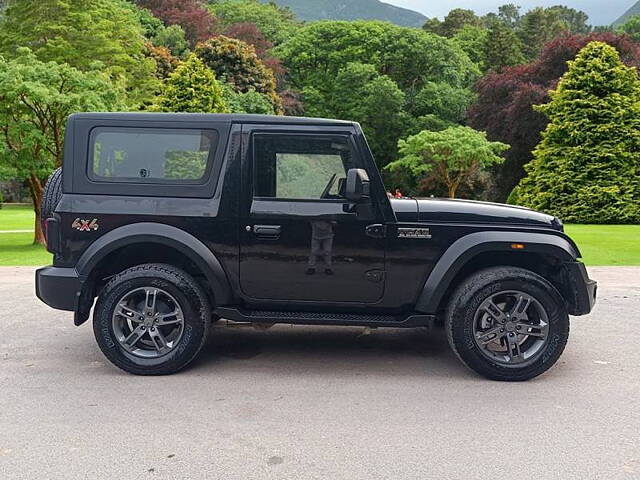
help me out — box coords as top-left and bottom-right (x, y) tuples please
(89, 127), (218, 183)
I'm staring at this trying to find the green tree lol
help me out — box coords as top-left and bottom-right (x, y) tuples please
(221, 84), (275, 114)
(302, 63), (407, 167)
(195, 35), (282, 113)
(0, 0), (157, 106)
(516, 42), (640, 223)
(547, 6), (591, 34)
(517, 7), (567, 60)
(0, 49), (121, 244)
(411, 82), (475, 124)
(153, 54), (228, 113)
(210, 0), (300, 45)
(426, 8), (483, 38)
(452, 25), (488, 71)
(616, 15), (640, 42)
(386, 126), (508, 198)
(153, 24), (190, 59)
(484, 21), (526, 72)
(275, 21), (478, 95)
(497, 4), (521, 29)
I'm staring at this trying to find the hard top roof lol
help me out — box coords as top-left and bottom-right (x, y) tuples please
(69, 112), (355, 127)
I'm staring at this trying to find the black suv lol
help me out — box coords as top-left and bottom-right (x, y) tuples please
(35, 113), (597, 380)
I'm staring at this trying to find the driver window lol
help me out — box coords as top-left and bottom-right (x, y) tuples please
(253, 134), (356, 200)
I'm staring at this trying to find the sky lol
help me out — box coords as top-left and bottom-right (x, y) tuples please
(385, 0), (636, 26)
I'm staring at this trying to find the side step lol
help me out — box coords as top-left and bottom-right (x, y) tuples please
(214, 307), (435, 328)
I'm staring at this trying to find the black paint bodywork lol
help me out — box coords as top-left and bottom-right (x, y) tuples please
(35, 113), (597, 327)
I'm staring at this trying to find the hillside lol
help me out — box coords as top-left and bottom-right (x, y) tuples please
(263, 0), (426, 27)
(613, 1), (640, 25)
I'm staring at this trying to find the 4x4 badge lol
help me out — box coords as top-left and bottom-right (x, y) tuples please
(72, 218), (99, 232)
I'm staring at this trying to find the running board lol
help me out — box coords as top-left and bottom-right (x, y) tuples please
(214, 307), (435, 328)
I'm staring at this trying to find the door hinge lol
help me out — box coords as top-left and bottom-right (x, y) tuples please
(365, 224), (386, 239)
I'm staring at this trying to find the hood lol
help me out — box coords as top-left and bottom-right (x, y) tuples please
(390, 197), (561, 230)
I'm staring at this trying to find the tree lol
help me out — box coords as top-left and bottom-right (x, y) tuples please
(153, 54), (228, 113)
(386, 127), (508, 198)
(146, 43), (180, 79)
(222, 22), (286, 85)
(423, 8), (482, 38)
(547, 6), (591, 34)
(194, 35), (282, 113)
(0, 0), (157, 106)
(515, 42), (640, 223)
(484, 21), (526, 72)
(616, 15), (640, 42)
(452, 25), (488, 71)
(137, 0), (217, 46)
(222, 85), (274, 114)
(0, 49), (120, 244)
(153, 24), (190, 59)
(468, 32), (640, 202)
(275, 21), (479, 95)
(411, 82), (474, 125)
(209, 0), (300, 45)
(497, 4), (521, 29)
(517, 7), (567, 60)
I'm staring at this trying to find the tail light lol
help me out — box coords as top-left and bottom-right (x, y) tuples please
(45, 217), (61, 254)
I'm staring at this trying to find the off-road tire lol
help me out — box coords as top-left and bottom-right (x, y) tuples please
(93, 264), (211, 375)
(40, 167), (63, 231)
(445, 266), (570, 381)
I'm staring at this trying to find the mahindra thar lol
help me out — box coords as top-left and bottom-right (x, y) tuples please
(35, 113), (597, 380)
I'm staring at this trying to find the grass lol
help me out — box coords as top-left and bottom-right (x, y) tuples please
(0, 203), (35, 230)
(0, 232), (51, 266)
(564, 224), (640, 266)
(0, 204), (638, 266)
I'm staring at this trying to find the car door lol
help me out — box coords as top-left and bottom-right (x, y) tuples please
(239, 125), (386, 304)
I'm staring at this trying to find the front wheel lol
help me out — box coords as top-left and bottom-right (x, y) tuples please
(93, 264), (211, 375)
(445, 267), (569, 381)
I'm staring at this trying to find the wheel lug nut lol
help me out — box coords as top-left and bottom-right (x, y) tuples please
(500, 328), (505, 332)
(509, 333), (515, 337)
(516, 326), (521, 330)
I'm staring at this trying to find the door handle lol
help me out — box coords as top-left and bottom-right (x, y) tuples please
(253, 224), (282, 240)
(365, 224), (386, 239)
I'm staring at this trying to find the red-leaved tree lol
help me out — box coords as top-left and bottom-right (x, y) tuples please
(468, 32), (640, 202)
(137, 0), (216, 46)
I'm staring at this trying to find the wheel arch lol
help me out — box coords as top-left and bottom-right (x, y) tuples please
(74, 223), (232, 325)
(415, 231), (579, 315)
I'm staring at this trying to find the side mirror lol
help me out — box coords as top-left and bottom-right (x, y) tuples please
(345, 168), (370, 202)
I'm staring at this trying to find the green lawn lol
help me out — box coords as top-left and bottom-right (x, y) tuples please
(0, 204), (638, 266)
(564, 224), (640, 266)
(0, 204), (35, 230)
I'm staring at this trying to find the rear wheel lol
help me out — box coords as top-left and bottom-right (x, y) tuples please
(93, 264), (211, 375)
(445, 267), (569, 381)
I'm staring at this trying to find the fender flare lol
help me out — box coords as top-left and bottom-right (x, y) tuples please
(414, 231), (578, 314)
(75, 222), (232, 305)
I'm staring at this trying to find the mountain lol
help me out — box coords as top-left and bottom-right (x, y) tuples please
(613, 1), (640, 25)
(264, 0), (427, 27)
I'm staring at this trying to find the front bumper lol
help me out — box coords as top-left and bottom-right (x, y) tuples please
(565, 261), (597, 316)
(35, 266), (81, 311)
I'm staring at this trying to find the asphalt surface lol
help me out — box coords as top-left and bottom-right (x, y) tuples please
(0, 266), (639, 480)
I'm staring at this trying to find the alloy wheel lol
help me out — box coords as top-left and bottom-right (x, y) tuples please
(111, 287), (185, 359)
(472, 290), (550, 367)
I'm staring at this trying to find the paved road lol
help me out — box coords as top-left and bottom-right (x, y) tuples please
(1, 267), (639, 480)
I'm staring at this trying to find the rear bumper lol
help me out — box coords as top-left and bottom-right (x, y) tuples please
(565, 261), (597, 316)
(35, 266), (81, 311)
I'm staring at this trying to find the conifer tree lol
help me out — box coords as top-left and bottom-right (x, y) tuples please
(517, 42), (640, 223)
(153, 54), (228, 113)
